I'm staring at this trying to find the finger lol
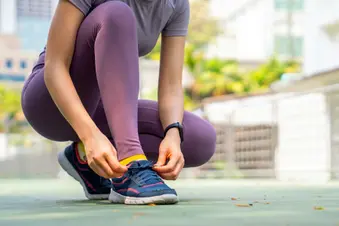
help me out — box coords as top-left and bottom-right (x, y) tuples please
(105, 154), (127, 175)
(155, 151), (168, 167)
(94, 157), (115, 178)
(89, 161), (110, 179)
(155, 153), (180, 173)
(160, 158), (184, 180)
(173, 158), (185, 177)
(159, 173), (172, 180)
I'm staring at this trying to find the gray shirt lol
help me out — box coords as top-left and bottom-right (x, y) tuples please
(69, 0), (190, 56)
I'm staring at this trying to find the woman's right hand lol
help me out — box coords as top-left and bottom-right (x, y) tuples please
(43, 1), (126, 178)
(82, 131), (127, 179)
(43, 1), (126, 179)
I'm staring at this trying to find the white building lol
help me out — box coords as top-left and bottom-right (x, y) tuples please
(209, 0), (339, 75)
(0, 43), (38, 85)
(0, 0), (17, 34)
(0, 0), (57, 51)
(208, 0), (339, 76)
(0, 0), (58, 84)
(209, 0), (305, 62)
(303, 1), (339, 75)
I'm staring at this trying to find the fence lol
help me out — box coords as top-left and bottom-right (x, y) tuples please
(1, 84), (339, 181)
(184, 83), (339, 182)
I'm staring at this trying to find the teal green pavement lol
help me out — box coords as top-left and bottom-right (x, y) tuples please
(0, 179), (338, 226)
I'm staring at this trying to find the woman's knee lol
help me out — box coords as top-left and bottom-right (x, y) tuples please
(183, 114), (217, 167)
(91, 1), (136, 31)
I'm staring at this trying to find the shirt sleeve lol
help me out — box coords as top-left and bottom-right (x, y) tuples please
(68, 0), (95, 15)
(162, 0), (190, 37)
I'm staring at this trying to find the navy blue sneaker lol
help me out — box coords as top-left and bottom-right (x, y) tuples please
(57, 143), (111, 200)
(109, 160), (178, 205)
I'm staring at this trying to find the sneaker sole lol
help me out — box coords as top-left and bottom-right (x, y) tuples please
(109, 189), (178, 205)
(57, 151), (110, 200)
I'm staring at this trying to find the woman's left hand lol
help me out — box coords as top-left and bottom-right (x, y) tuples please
(153, 129), (185, 180)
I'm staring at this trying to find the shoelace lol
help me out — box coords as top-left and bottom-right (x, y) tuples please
(127, 161), (162, 186)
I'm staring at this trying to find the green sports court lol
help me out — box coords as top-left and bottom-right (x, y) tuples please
(0, 179), (338, 226)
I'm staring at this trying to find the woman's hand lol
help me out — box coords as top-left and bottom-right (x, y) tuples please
(45, 0), (128, 179)
(82, 131), (127, 179)
(153, 129), (185, 180)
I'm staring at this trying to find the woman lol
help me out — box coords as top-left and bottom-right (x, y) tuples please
(21, 0), (216, 205)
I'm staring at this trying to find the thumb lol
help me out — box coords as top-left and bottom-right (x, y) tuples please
(155, 148), (167, 167)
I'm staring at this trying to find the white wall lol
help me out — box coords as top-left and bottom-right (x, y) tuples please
(0, 0), (17, 34)
(275, 93), (331, 183)
(204, 94), (278, 125)
(203, 91), (332, 183)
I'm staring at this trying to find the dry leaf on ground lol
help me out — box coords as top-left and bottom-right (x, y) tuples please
(235, 204), (251, 207)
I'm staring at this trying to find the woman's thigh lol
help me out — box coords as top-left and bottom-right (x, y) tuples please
(136, 100), (217, 167)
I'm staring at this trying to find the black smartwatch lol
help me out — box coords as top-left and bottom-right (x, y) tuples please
(164, 122), (184, 143)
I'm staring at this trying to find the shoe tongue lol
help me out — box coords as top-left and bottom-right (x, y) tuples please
(128, 160), (151, 169)
(127, 160), (161, 184)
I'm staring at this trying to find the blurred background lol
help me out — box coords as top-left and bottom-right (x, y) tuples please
(1, 0), (339, 184)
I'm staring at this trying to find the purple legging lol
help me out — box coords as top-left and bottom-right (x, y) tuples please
(21, 2), (216, 167)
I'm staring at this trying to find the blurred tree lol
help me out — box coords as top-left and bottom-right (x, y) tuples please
(141, 0), (301, 110)
(0, 86), (22, 132)
(186, 0), (222, 49)
(146, 0), (222, 61)
(186, 57), (300, 103)
(144, 53), (300, 111)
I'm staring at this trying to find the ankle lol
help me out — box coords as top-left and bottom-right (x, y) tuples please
(120, 154), (147, 166)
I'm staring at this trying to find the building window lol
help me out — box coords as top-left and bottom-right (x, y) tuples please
(274, 0), (304, 11)
(274, 35), (304, 57)
(5, 59), (13, 69)
(20, 60), (27, 69)
(16, 0), (53, 18)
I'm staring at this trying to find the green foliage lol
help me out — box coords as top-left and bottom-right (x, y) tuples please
(185, 53), (301, 105)
(144, 40), (300, 110)
(0, 86), (21, 113)
(142, 0), (300, 110)
(142, 89), (158, 101)
(0, 86), (22, 132)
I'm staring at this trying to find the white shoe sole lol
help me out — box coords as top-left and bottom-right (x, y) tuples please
(57, 151), (110, 200)
(109, 189), (178, 205)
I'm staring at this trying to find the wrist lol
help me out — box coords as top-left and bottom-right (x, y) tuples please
(165, 128), (181, 143)
(75, 120), (100, 142)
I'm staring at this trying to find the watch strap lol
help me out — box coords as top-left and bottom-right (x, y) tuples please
(164, 122), (184, 143)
